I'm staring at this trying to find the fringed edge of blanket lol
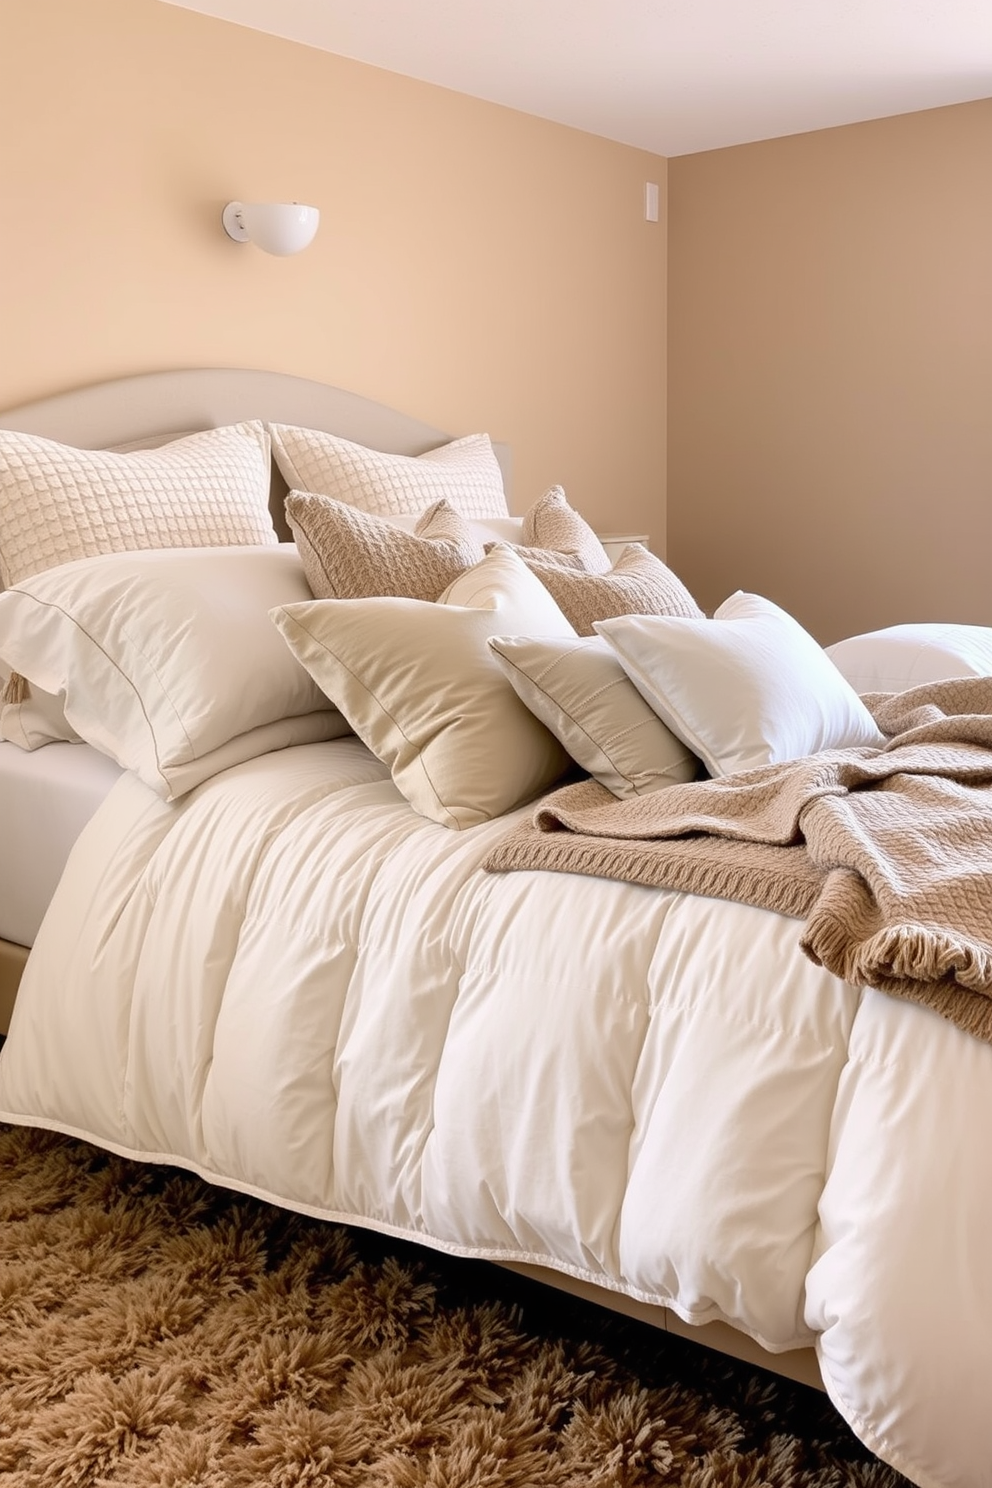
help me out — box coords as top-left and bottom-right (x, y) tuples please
(483, 820), (822, 923)
(803, 902), (992, 1043)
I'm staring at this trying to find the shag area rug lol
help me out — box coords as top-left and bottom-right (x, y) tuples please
(0, 1122), (908, 1488)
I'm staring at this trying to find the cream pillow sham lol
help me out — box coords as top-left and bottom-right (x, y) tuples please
(825, 622), (992, 694)
(488, 634), (699, 797)
(597, 591), (885, 778)
(0, 545), (351, 799)
(285, 493), (484, 601)
(269, 425), (509, 522)
(0, 422), (276, 588)
(522, 543), (704, 635)
(271, 546), (576, 829)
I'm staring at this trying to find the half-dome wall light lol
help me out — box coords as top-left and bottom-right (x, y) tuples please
(222, 201), (320, 256)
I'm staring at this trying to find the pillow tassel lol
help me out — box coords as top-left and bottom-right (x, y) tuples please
(2, 671), (28, 705)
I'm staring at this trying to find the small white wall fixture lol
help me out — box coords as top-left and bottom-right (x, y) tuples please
(222, 201), (320, 256)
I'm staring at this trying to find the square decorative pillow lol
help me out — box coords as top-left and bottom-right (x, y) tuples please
(0, 422), (276, 588)
(268, 425), (509, 522)
(487, 634), (699, 797)
(825, 623), (992, 694)
(597, 591), (885, 777)
(511, 487), (612, 573)
(285, 492), (484, 601)
(0, 545), (351, 799)
(271, 545), (576, 829)
(521, 543), (703, 636)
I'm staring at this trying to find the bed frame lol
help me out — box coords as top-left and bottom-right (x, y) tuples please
(0, 367), (823, 1395)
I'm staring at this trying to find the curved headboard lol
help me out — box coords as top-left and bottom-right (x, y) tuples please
(0, 368), (512, 532)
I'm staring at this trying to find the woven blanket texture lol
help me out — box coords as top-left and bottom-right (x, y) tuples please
(485, 678), (992, 1042)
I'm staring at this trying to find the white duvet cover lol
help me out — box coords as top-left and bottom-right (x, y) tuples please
(0, 736), (989, 1488)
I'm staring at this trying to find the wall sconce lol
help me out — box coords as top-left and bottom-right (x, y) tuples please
(222, 201), (320, 256)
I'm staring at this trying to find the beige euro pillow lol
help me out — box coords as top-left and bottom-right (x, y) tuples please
(0, 422), (276, 588)
(285, 492), (484, 601)
(271, 546), (577, 829)
(487, 634), (699, 797)
(269, 425), (509, 522)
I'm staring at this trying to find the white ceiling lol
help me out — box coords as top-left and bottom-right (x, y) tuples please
(160, 0), (992, 156)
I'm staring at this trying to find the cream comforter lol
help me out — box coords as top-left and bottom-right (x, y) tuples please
(1, 736), (990, 1488)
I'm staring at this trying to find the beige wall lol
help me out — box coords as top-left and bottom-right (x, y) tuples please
(1, 0), (667, 540)
(668, 100), (992, 644)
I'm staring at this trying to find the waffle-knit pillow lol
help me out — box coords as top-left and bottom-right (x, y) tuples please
(269, 426), (509, 522)
(0, 423), (275, 588)
(286, 493), (485, 601)
(521, 543), (703, 636)
(518, 487), (611, 572)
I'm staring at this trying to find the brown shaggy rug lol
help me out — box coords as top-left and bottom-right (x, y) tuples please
(0, 1122), (909, 1488)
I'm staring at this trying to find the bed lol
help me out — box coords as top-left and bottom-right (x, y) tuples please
(1, 368), (991, 1488)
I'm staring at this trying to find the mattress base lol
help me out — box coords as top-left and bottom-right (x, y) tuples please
(497, 1259), (824, 1392)
(0, 939), (27, 1036)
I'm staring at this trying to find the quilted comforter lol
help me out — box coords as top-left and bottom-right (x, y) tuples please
(1, 736), (990, 1488)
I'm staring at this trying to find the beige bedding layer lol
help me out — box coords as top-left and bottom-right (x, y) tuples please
(485, 677), (992, 1043)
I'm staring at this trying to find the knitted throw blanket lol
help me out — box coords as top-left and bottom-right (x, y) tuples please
(484, 677), (992, 1043)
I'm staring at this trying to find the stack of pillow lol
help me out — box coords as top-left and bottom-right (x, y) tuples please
(2, 416), (977, 834)
(267, 424), (709, 828)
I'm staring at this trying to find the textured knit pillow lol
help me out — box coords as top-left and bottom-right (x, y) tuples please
(0, 423), (275, 588)
(285, 493), (485, 601)
(414, 499), (482, 548)
(272, 546), (576, 829)
(521, 543), (703, 636)
(517, 487), (612, 573)
(269, 425), (509, 522)
(597, 591), (885, 777)
(488, 634), (699, 797)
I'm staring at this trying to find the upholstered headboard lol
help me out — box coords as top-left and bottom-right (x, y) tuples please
(0, 368), (513, 537)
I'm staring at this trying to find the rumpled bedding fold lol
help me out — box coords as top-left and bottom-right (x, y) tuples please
(484, 678), (992, 1040)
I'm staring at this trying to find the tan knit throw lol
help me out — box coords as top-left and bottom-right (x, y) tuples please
(485, 677), (992, 1043)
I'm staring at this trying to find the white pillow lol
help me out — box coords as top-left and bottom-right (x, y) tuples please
(596, 591), (885, 777)
(268, 425), (509, 522)
(0, 545), (351, 799)
(0, 422), (276, 588)
(487, 634), (699, 797)
(271, 546), (576, 829)
(826, 623), (992, 694)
